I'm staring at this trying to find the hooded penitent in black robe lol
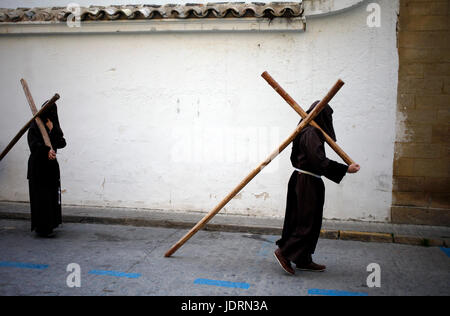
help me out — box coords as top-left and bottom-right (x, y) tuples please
(276, 101), (348, 265)
(27, 102), (66, 235)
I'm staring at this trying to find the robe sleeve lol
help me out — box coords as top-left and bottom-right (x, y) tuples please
(49, 126), (66, 150)
(27, 123), (50, 157)
(303, 128), (348, 184)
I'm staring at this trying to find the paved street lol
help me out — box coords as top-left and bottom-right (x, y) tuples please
(0, 218), (449, 296)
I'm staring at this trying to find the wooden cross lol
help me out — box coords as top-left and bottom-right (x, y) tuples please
(0, 79), (59, 161)
(261, 71), (355, 165)
(164, 75), (346, 257)
(20, 79), (54, 151)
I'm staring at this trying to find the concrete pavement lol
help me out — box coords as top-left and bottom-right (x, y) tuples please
(0, 218), (449, 296)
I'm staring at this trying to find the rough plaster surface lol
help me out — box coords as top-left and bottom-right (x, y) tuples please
(0, 0), (399, 222)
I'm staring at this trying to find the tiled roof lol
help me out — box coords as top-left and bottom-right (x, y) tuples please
(0, 2), (304, 23)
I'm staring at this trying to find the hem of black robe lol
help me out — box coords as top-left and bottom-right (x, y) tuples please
(31, 222), (62, 233)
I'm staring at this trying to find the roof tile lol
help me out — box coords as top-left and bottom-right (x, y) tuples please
(0, 2), (304, 23)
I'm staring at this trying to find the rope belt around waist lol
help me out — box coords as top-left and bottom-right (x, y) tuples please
(294, 168), (321, 179)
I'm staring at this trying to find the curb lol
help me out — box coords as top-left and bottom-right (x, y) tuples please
(0, 208), (448, 248)
(0, 209), (283, 235)
(339, 231), (393, 243)
(320, 229), (447, 247)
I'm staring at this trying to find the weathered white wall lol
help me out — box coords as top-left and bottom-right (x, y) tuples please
(0, 0), (399, 222)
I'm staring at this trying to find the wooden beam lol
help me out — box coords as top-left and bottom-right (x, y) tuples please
(0, 93), (60, 161)
(164, 78), (345, 257)
(261, 71), (355, 165)
(20, 79), (53, 151)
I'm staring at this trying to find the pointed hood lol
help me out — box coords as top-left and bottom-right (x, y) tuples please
(301, 100), (336, 141)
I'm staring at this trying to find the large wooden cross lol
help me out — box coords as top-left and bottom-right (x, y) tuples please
(0, 79), (59, 161)
(165, 73), (353, 257)
(261, 71), (355, 165)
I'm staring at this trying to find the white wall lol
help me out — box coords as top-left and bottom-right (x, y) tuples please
(0, 0), (399, 222)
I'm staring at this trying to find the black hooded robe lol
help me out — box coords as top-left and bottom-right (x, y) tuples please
(27, 103), (66, 235)
(276, 101), (348, 265)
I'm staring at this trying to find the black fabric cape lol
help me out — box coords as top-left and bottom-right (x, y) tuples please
(276, 101), (348, 265)
(27, 104), (66, 233)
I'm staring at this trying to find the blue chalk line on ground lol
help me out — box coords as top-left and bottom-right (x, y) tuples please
(194, 278), (250, 289)
(0, 261), (49, 270)
(308, 288), (368, 296)
(88, 270), (141, 279)
(440, 247), (450, 258)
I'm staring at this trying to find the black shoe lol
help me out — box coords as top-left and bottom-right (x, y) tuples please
(36, 230), (55, 238)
